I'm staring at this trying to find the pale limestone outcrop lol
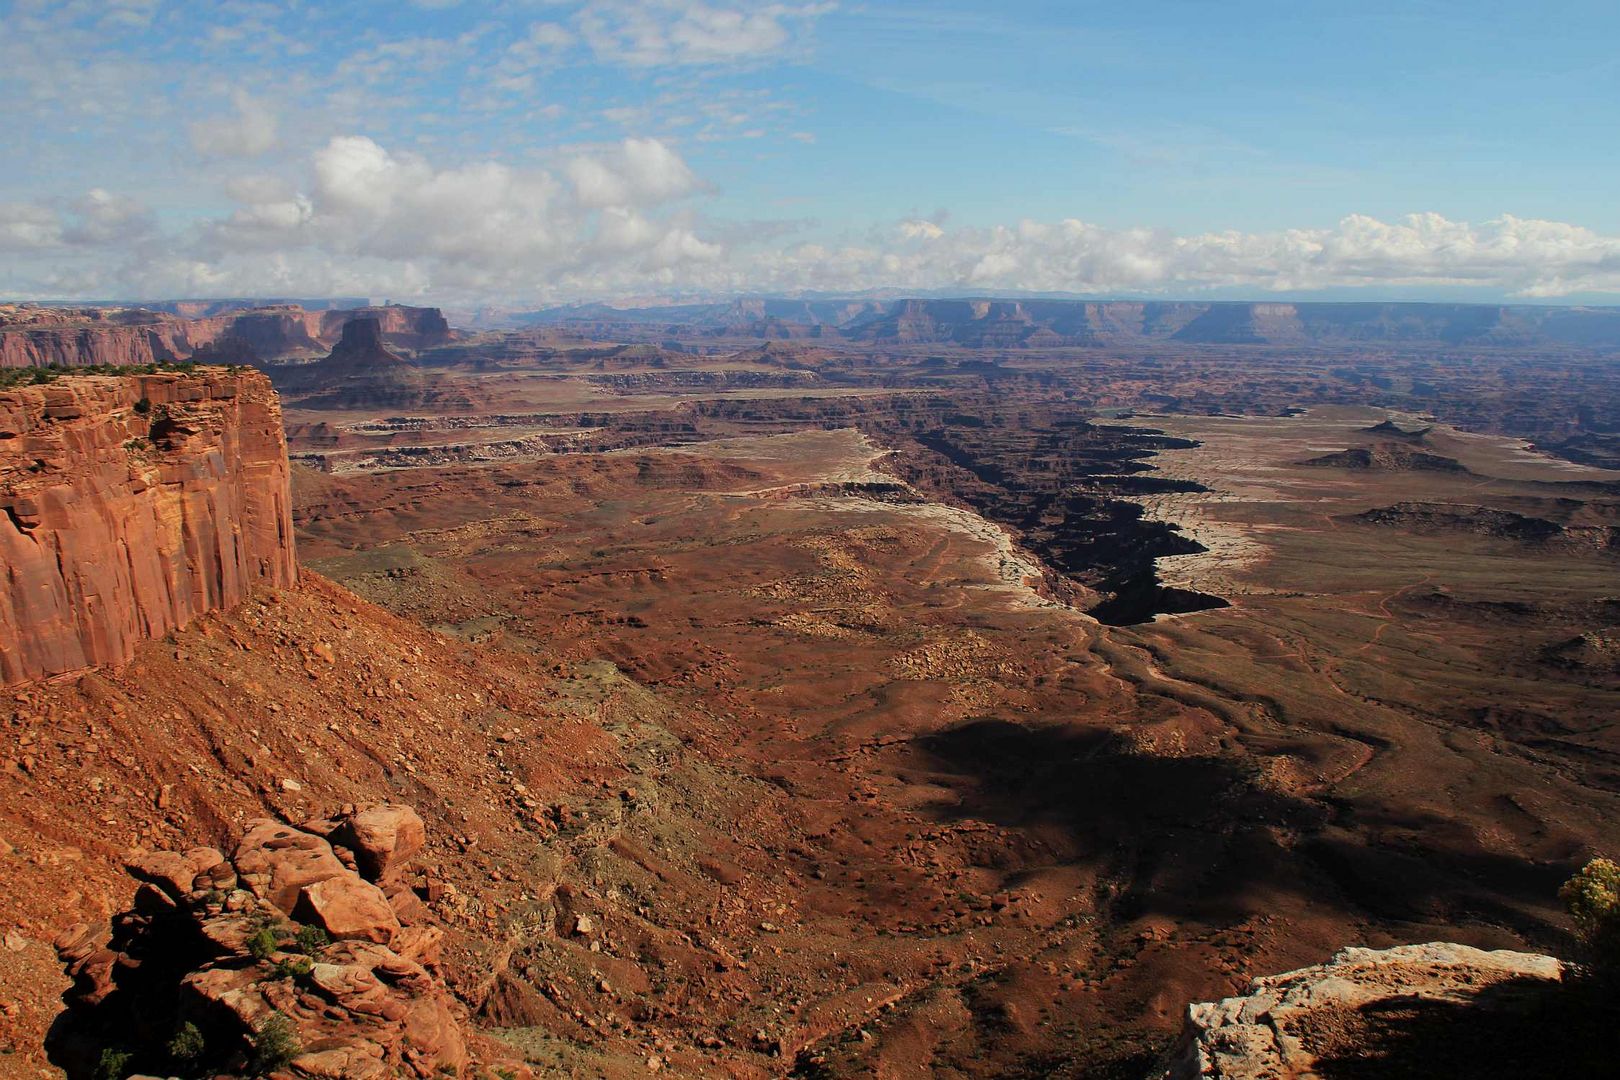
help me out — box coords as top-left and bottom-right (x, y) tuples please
(1162, 942), (1565, 1080)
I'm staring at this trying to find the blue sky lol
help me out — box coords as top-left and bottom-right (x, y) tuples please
(3, 0), (1618, 304)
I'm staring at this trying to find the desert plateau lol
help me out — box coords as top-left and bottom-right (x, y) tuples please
(5, 2), (1620, 1077)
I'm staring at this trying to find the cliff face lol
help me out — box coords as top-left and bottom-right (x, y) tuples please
(0, 368), (296, 684)
(0, 305), (452, 369)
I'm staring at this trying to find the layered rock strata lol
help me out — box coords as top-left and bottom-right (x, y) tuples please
(0, 369), (296, 684)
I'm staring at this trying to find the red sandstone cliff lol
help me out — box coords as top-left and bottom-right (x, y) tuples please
(0, 368), (296, 684)
(0, 305), (451, 369)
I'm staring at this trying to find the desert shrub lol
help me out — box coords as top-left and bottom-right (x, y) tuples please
(250, 1013), (300, 1075)
(269, 955), (314, 982)
(94, 1047), (133, 1080)
(246, 925), (280, 961)
(1561, 857), (1620, 968)
(167, 1020), (206, 1063)
(292, 924), (330, 954)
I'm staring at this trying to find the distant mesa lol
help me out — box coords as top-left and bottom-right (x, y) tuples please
(1355, 501), (1563, 540)
(279, 318), (429, 411)
(1362, 418), (1433, 440)
(509, 298), (1620, 350)
(324, 317), (414, 371)
(1301, 441), (1469, 473)
(1352, 501), (1620, 553)
(0, 302), (452, 370)
(279, 317), (499, 413)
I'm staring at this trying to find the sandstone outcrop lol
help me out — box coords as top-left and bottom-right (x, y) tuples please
(0, 368), (296, 684)
(1160, 942), (1566, 1080)
(280, 318), (431, 410)
(51, 805), (527, 1079)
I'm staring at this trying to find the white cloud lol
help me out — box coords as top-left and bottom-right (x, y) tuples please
(188, 90), (279, 158)
(171, 134), (715, 298)
(899, 219), (945, 241)
(715, 213), (1620, 298)
(567, 138), (701, 207)
(0, 189), (153, 252)
(0, 202), (64, 252)
(578, 1), (834, 67)
(6, 133), (1620, 304)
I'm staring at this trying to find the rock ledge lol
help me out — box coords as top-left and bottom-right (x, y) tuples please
(1161, 942), (1565, 1080)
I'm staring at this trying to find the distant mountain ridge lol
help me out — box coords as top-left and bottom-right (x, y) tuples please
(0, 303), (452, 368)
(510, 298), (1620, 348)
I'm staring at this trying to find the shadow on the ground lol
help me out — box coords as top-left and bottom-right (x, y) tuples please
(915, 718), (1573, 936)
(1303, 975), (1617, 1080)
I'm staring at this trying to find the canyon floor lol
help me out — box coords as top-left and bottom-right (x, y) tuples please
(5, 335), (1620, 1078)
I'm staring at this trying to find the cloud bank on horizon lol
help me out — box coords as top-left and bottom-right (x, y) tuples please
(3, 0), (1619, 305)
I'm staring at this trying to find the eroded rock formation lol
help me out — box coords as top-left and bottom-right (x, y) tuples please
(285, 318), (431, 410)
(0, 369), (296, 684)
(1161, 943), (1566, 1080)
(52, 804), (529, 1079)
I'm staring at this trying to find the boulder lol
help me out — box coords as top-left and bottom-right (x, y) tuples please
(296, 876), (401, 944)
(333, 804), (427, 883)
(126, 846), (226, 901)
(233, 820), (349, 914)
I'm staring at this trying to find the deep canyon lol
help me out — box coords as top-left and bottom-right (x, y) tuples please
(2, 299), (1619, 1078)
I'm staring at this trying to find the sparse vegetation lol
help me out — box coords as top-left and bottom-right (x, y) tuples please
(292, 924), (330, 954)
(1560, 858), (1620, 969)
(250, 1012), (300, 1075)
(0, 360), (208, 389)
(167, 1020), (206, 1064)
(269, 955), (315, 982)
(94, 1047), (133, 1080)
(246, 925), (280, 961)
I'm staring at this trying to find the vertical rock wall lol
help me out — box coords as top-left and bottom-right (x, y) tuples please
(0, 368), (297, 684)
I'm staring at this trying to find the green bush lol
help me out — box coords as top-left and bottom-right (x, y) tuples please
(1561, 857), (1620, 967)
(167, 1020), (206, 1063)
(250, 1013), (300, 1075)
(292, 924), (330, 954)
(94, 1047), (133, 1080)
(246, 925), (280, 961)
(269, 955), (314, 982)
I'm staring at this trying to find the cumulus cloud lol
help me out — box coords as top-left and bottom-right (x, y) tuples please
(188, 90), (279, 158)
(681, 213), (1620, 299)
(578, 1), (834, 66)
(567, 138), (701, 207)
(183, 135), (716, 297)
(0, 189), (154, 252)
(6, 133), (1620, 304)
